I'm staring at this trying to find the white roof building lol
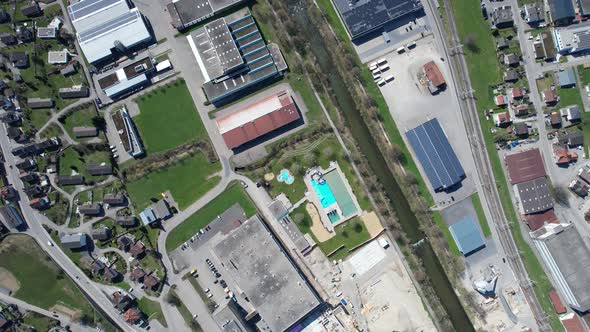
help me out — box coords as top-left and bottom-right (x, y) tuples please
(553, 22), (590, 54)
(68, 0), (152, 64)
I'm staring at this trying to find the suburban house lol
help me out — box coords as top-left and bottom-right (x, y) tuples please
(60, 233), (87, 249)
(27, 98), (54, 109)
(57, 175), (84, 186)
(73, 126), (98, 138)
(78, 203), (102, 216)
(116, 216), (137, 227)
(494, 112), (511, 127)
(90, 226), (112, 241)
(543, 89), (558, 105)
(491, 6), (514, 28)
(87, 164), (113, 176)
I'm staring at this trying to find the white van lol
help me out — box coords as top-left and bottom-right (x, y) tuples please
(396, 46), (405, 54)
(377, 79), (386, 86)
(379, 64), (390, 72)
(384, 75), (394, 82)
(377, 58), (387, 65)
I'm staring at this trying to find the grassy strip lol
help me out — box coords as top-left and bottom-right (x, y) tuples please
(137, 297), (167, 328)
(170, 289), (203, 332)
(471, 193), (492, 237)
(165, 183), (256, 251)
(187, 277), (217, 313)
(432, 211), (461, 256)
(448, 0), (562, 329)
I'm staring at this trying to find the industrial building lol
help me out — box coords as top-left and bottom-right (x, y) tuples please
(331, 0), (423, 40)
(167, 0), (245, 30)
(504, 149), (546, 184)
(211, 214), (320, 331)
(216, 90), (301, 150)
(515, 177), (553, 214)
(112, 106), (144, 157)
(448, 216), (485, 256)
(67, 0), (152, 64)
(97, 57), (154, 99)
(423, 61), (446, 94)
(188, 8), (287, 105)
(406, 118), (465, 192)
(548, 0), (575, 25)
(532, 223), (590, 312)
(553, 22), (590, 54)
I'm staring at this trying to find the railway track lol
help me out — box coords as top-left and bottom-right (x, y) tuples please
(428, 0), (550, 329)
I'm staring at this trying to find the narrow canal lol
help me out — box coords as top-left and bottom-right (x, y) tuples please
(287, 1), (475, 330)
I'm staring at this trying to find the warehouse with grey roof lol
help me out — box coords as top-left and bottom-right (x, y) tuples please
(211, 215), (320, 331)
(167, 0), (245, 30)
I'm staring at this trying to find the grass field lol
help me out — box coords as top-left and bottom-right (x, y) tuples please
(126, 152), (221, 210)
(138, 297), (167, 327)
(448, 0), (563, 329)
(135, 80), (207, 154)
(60, 104), (102, 141)
(39, 122), (64, 139)
(432, 211), (460, 256)
(0, 234), (112, 329)
(45, 191), (69, 225)
(165, 183), (256, 251)
(575, 66), (590, 156)
(472, 193), (492, 237)
(21, 312), (60, 331)
(58, 146), (111, 188)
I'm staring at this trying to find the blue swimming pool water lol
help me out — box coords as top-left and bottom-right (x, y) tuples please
(278, 169), (294, 185)
(311, 179), (336, 208)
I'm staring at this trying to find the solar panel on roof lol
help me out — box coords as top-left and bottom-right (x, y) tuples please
(68, 0), (123, 20)
(406, 118), (465, 191)
(78, 10), (139, 43)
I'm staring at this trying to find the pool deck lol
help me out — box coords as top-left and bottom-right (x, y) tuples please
(304, 161), (362, 232)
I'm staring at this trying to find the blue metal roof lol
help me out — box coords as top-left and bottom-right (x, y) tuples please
(449, 217), (485, 256)
(140, 208), (156, 225)
(549, 0), (575, 23)
(406, 118), (465, 191)
(558, 68), (576, 87)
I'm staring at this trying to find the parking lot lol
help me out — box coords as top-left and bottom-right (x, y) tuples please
(370, 36), (478, 206)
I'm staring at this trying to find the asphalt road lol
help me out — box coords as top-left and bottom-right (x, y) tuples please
(430, 0), (550, 330)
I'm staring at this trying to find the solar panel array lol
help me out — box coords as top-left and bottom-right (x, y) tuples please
(78, 10), (139, 43)
(333, 0), (422, 38)
(68, 0), (122, 21)
(406, 118), (465, 191)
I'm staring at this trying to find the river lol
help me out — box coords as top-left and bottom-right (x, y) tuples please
(286, 1), (475, 330)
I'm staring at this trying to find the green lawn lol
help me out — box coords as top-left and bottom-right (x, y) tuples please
(433, 211), (460, 256)
(45, 191), (70, 226)
(0, 234), (112, 329)
(126, 152), (221, 210)
(187, 278), (217, 313)
(58, 146), (111, 189)
(472, 193), (491, 237)
(135, 80), (207, 154)
(316, 218), (370, 261)
(39, 122), (64, 139)
(165, 183), (256, 251)
(29, 109), (53, 131)
(575, 67), (590, 156)
(21, 312), (60, 331)
(578, 65), (590, 86)
(448, 0), (563, 329)
(137, 297), (167, 328)
(60, 104), (103, 142)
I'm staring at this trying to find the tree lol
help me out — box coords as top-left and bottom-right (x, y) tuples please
(353, 222), (363, 233)
(585, 210), (590, 223)
(165, 292), (180, 307)
(388, 144), (403, 162)
(464, 33), (479, 53)
(553, 185), (570, 207)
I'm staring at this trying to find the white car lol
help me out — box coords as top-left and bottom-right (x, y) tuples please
(47, 241), (53, 246)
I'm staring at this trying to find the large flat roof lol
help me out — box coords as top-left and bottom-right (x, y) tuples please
(406, 118), (465, 191)
(211, 215), (320, 331)
(216, 90), (299, 149)
(68, 0), (130, 32)
(505, 148), (546, 184)
(516, 177), (553, 214)
(78, 9), (151, 64)
(332, 0), (423, 39)
(533, 224), (590, 312)
(167, 0), (245, 30)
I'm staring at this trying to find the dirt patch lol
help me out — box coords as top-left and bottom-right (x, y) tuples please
(0, 267), (19, 293)
(361, 211), (384, 238)
(306, 202), (335, 242)
(264, 172), (275, 181)
(50, 304), (81, 320)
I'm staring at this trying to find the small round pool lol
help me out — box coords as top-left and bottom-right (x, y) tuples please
(277, 169), (294, 185)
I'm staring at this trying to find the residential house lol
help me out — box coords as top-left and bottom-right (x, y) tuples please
(37, 27), (56, 39)
(0, 10), (10, 23)
(0, 112), (20, 125)
(20, 172), (38, 183)
(494, 112), (511, 127)
(9, 52), (28, 68)
(130, 267), (146, 282)
(60, 63), (77, 76)
(123, 308), (142, 324)
(130, 241), (146, 258)
(542, 32), (558, 60)
(569, 179), (588, 197)
(87, 164), (112, 176)
(90, 226), (112, 241)
(72, 126), (98, 138)
(550, 112), (562, 127)
(20, 1), (41, 17)
(0, 33), (16, 46)
(59, 86), (89, 99)
(60, 233), (87, 249)
(504, 70), (519, 82)
(504, 53), (519, 67)
(117, 235), (133, 251)
(564, 105), (581, 122)
(496, 37), (509, 50)
(0, 205), (24, 228)
(116, 216), (137, 228)
(78, 203), (102, 216)
(558, 68), (576, 87)
(57, 175), (84, 186)
(91, 260), (106, 276)
(103, 193), (125, 205)
(153, 199), (171, 220)
(511, 88), (524, 100)
(514, 122), (529, 137)
(553, 143), (578, 165)
(0, 186), (16, 200)
(16, 26), (33, 43)
(143, 274), (159, 291)
(543, 89), (558, 105)
(533, 42), (545, 59)
(16, 158), (35, 171)
(6, 127), (25, 143)
(0, 316), (11, 331)
(104, 268), (120, 282)
(491, 6), (514, 28)
(495, 95), (508, 106)
(112, 291), (133, 312)
(27, 98), (53, 109)
(23, 185), (44, 198)
(558, 131), (584, 147)
(139, 207), (156, 225)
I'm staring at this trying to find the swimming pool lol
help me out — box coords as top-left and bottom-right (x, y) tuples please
(277, 169), (294, 185)
(311, 178), (336, 208)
